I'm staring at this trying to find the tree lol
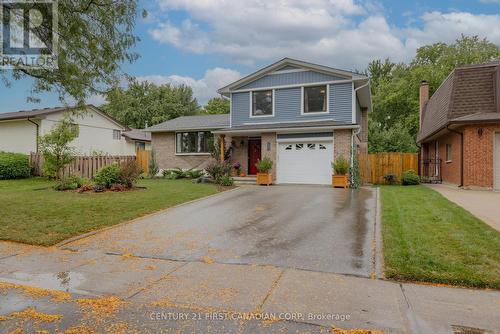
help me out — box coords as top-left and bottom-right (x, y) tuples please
(368, 35), (500, 153)
(0, 1), (139, 104)
(203, 97), (230, 114)
(102, 79), (200, 128)
(39, 115), (79, 179)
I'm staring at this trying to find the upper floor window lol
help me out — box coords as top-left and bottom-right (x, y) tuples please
(176, 131), (212, 154)
(252, 90), (273, 117)
(113, 129), (121, 140)
(303, 85), (327, 113)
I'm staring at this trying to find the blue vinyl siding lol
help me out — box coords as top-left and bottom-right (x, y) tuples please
(238, 70), (344, 90)
(231, 83), (353, 126)
(330, 83), (353, 123)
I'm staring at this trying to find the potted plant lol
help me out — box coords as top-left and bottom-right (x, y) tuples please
(331, 155), (349, 188)
(255, 157), (273, 186)
(233, 162), (242, 176)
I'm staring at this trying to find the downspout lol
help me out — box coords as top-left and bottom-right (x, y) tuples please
(351, 81), (369, 168)
(446, 125), (463, 187)
(27, 118), (39, 153)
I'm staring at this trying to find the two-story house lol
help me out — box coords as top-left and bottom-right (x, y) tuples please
(147, 58), (371, 185)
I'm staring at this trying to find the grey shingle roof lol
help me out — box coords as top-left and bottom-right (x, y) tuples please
(417, 60), (500, 143)
(146, 114), (230, 132)
(215, 120), (352, 133)
(122, 129), (151, 141)
(0, 106), (70, 121)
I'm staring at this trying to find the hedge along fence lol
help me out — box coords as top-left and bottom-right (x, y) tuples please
(358, 152), (419, 185)
(0, 152), (31, 179)
(30, 153), (136, 179)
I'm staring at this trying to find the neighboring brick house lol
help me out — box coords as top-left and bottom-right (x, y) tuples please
(146, 58), (371, 184)
(417, 60), (500, 190)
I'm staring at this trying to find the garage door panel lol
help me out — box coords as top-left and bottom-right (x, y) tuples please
(277, 141), (333, 185)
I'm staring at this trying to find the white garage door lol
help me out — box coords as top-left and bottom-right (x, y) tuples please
(277, 140), (333, 185)
(495, 133), (500, 190)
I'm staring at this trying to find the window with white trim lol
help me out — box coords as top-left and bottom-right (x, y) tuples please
(176, 131), (212, 154)
(304, 85), (327, 113)
(446, 144), (452, 162)
(252, 90), (273, 116)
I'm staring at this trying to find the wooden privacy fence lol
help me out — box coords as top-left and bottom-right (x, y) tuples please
(358, 152), (419, 185)
(30, 153), (136, 179)
(136, 150), (151, 174)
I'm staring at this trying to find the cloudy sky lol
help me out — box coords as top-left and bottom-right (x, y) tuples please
(1, 0), (499, 112)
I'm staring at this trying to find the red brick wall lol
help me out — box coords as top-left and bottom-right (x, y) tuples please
(437, 132), (462, 185)
(463, 124), (500, 189)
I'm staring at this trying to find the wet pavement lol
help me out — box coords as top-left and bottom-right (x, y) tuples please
(63, 186), (377, 277)
(0, 185), (499, 333)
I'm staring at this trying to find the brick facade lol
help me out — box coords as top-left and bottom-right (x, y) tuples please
(228, 136), (248, 174)
(261, 133), (277, 180)
(151, 132), (212, 171)
(334, 129), (352, 163)
(463, 124), (500, 189)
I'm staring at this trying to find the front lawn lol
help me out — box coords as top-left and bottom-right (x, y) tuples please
(0, 178), (220, 246)
(381, 185), (500, 289)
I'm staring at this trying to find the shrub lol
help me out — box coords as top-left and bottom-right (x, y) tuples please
(402, 170), (420, 185)
(54, 175), (83, 191)
(119, 160), (142, 188)
(94, 163), (120, 188)
(218, 175), (234, 186)
(149, 149), (159, 177)
(384, 173), (398, 185)
(332, 155), (349, 175)
(205, 160), (231, 182)
(163, 167), (186, 179)
(185, 169), (203, 179)
(110, 183), (125, 192)
(255, 157), (273, 173)
(0, 152), (30, 179)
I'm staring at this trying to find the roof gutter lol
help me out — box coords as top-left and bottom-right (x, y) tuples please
(213, 125), (360, 135)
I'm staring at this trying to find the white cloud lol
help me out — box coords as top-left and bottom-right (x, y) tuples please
(148, 1), (500, 70)
(137, 67), (241, 104)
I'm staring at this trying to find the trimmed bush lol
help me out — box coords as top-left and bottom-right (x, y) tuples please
(94, 163), (121, 188)
(54, 175), (83, 191)
(402, 170), (420, 185)
(0, 152), (30, 179)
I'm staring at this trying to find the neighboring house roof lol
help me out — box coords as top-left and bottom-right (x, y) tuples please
(0, 105), (130, 131)
(145, 114), (230, 132)
(217, 57), (368, 95)
(122, 128), (151, 142)
(213, 120), (356, 134)
(417, 60), (500, 143)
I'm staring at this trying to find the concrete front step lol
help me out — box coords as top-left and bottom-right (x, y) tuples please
(233, 176), (257, 184)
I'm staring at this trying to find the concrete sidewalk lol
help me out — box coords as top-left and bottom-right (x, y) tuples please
(427, 184), (500, 231)
(0, 243), (499, 334)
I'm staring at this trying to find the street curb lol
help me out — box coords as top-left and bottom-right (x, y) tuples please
(374, 186), (385, 279)
(56, 185), (243, 249)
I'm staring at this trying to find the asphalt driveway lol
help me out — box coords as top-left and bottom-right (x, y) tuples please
(65, 185), (377, 277)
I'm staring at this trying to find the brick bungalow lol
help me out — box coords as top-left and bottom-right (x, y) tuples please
(417, 60), (500, 190)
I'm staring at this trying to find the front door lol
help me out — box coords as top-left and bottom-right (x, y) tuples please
(248, 139), (261, 175)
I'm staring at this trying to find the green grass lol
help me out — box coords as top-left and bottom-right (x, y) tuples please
(381, 185), (500, 289)
(0, 178), (220, 246)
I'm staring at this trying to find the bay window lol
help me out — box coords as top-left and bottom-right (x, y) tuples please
(176, 131), (212, 154)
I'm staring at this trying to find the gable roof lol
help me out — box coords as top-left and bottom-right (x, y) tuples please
(0, 105), (129, 130)
(417, 60), (500, 143)
(122, 128), (151, 141)
(145, 114), (230, 132)
(217, 58), (368, 95)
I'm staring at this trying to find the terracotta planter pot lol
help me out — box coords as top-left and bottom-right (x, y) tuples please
(332, 175), (348, 188)
(256, 172), (273, 186)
